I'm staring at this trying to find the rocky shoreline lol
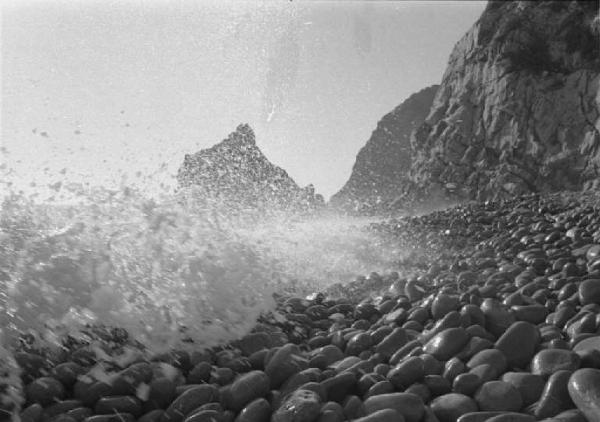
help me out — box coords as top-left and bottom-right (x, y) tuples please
(5, 191), (600, 422)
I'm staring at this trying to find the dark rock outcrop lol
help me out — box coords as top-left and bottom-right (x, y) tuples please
(410, 0), (600, 201)
(330, 86), (438, 213)
(177, 124), (323, 211)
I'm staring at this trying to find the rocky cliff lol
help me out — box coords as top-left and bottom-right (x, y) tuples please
(410, 0), (600, 201)
(177, 124), (323, 211)
(330, 85), (438, 213)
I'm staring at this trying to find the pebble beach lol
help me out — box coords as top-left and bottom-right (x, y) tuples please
(4, 191), (600, 422)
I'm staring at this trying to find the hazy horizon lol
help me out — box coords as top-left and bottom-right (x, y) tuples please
(2, 0), (487, 199)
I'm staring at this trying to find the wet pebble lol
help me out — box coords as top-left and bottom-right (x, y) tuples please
(225, 370), (270, 412)
(363, 393), (424, 422)
(474, 381), (523, 412)
(430, 393), (478, 422)
(567, 368), (600, 422)
(423, 327), (470, 361)
(271, 389), (321, 422)
(26, 377), (65, 406)
(531, 350), (581, 377)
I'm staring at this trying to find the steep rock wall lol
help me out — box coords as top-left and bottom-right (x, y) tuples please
(330, 85), (438, 213)
(410, 0), (600, 201)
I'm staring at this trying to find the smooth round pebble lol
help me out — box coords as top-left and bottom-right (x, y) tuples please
(474, 381), (523, 412)
(531, 350), (581, 377)
(363, 393), (424, 422)
(430, 393), (478, 422)
(271, 389), (321, 422)
(494, 321), (540, 369)
(423, 328), (470, 361)
(568, 368), (600, 422)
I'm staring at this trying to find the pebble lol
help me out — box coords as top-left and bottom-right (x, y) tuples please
(443, 357), (466, 383)
(342, 395), (365, 420)
(456, 412), (508, 422)
(363, 393), (424, 422)
(386, 356), (424, 390)
(181, 409), (222, 422)
(187, 362), (212, 384)
(430, 393), (478, 422)
(535, 370), (575, 419)
(225, 370), (270, 412)
(19, 403), (43, 422)
(146, 377), (177, 410)
(51, 362), (86, 388)
(494, 321), (540, 369)
(15, 352), (47, 383)
(364, 380), (394, 398)
(84, 414), (136, 422)
(265, 344), (308, 389)
(456, 337), (494, 361)
(539, 409), (588, 422)
(567, 368), (600, 422)
(423, 327), (470, 361)
(345, 333), (373, 356)
(431, 294), (460, 320)
(375, 328), (408, 359)
(424, 374), (451, 397)
(271, 389), (321, 422)
(95, 396), (142, 417)
(25, 377), (65, 406)
(44, 400), (85, 418)
(500, 372), (545, 407)
(111, 362), (153, 396)
(474, 381), (523, 412)
(452, 373), (481, 396)
(320, 372), (356, 403)
(530, 350), (581, 377)
(234, 398), (271, 422)
(467, 349), (507, 376)
(511, 305), (548, 324)
(481, 299), (516, 338)
(485, 414), (536, 422)
(572, 335), (600, 355)
(578, 279), (600, 305)
(161, 385), (219, 422)
(353, 409), (403, 422)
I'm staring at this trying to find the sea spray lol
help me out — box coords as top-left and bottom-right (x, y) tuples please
(0, 173), (411, 417)
(1, 183), (405, 354)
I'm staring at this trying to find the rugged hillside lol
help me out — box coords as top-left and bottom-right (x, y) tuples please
(410, 0), (600, 201)
(330, 85), (438, 213)
(177, 124), (323, 211)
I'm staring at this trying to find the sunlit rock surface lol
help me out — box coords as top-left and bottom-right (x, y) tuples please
(177, 124), (323, 212)
(409, 0), (600, 201)
(330, 86), (438, 214)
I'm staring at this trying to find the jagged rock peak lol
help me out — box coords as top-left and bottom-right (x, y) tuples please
(228, 123), (256, 146)
(177, 124), (323, 212)
(330, 85), (438, 214)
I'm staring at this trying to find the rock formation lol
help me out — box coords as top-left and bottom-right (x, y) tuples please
(333, 0), (600, 212)
(177, 124), (323, 212)
(410, 0), (600, 201)
(330, 85), (438, 213)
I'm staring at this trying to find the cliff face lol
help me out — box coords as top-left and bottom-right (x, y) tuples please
(410, 0), (600, 201)
(330, 85), (438, 213)
(177, 124), (322, 211)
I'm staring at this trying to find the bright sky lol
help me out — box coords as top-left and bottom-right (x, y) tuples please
(2, 0), (486, 199)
